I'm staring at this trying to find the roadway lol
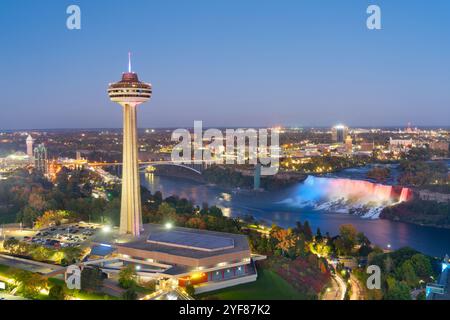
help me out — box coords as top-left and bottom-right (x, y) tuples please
(322, 274), (347, 300)
(349, 274), (365, 300)
(0, 255), (61, 275)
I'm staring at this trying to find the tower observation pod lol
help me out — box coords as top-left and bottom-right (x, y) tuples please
(108, 54), (152, 236)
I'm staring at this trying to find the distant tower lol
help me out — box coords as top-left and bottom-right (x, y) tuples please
(108, 53), (152, 237)
(26, 135), (34, 158)
(34, 144), (48, 174)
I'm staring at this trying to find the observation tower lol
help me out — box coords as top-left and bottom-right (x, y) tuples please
(108, 53), (152, 236)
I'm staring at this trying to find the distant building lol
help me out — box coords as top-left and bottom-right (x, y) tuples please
(26, 135), (34, 158)
(418, 190), (450, 203)
(359, 142), (375, 152)
(34, 143), (48, 174)
(430, 141), (449, 153)
(345, 136), (353, 154)
(389, 137), (413, 152)
(332, 125), (348, 143)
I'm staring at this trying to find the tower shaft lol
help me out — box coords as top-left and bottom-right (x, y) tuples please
(120, 103), (143, 236)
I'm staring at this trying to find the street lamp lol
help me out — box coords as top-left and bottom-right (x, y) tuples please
(165, 222), (173, 230)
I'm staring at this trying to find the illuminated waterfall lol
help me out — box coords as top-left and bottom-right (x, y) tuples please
(280, 176), (413, 219)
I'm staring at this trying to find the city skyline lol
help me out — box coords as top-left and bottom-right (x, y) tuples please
(1, 0), (450, 129)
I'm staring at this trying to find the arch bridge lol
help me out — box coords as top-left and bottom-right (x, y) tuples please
(88, 160), (209, 175)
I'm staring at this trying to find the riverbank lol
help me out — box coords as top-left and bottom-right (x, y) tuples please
(380, 199), (450, 230)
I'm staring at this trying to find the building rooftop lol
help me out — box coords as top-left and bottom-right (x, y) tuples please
(94, 223), (250, 262)
(147, 230), (234, 252)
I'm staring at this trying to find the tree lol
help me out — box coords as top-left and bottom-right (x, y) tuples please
(48, 283), (66, 300)
(186, 217), (207, 229)
(80, 266), (104, 293)
(315, 228), (323, 242)
(153, 191), (163, 205)
(11, 270), (48, 299)
(337, 224), (357, 255)
(385, 277), (411, 300)
(302, 221), (313, 241)
(272, 228), (297, 255)
(30, 245), (53, 262)
(185, 284), (195, 296)
(19, 206), (40, 228)
(356, 232), (371, 246)
(3, 238), (19, 253)
(118, 265), (137, 289)
(140, 280), (156, 293)
(34, 210), (74, 229)
(399, 260), (418, 287)
(157, 203), (178, 222)
(122, 288), (138, 300)
(367, 166), (391, 182)
(309, 241), (331, 258)
(208, 206), (223, 217)
(410, 254), (433, 279)
(61, 246), (83, 265)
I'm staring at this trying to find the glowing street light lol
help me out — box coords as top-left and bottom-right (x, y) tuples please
(165, 222), (173, 230)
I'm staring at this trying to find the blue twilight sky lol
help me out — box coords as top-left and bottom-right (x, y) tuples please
(0, 0), (449, 129)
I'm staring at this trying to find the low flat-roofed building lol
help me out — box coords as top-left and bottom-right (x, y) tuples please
(389, 137), (413, 152)
(91, 224), (264, 293)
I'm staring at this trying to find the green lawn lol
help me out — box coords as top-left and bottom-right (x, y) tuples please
(0, 264), (15, 278)
(0, 264), (10, 273)
(196, 268), (307, 300)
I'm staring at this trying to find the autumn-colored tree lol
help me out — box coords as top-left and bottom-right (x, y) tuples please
(28, 192), (46, 211)
(157, 203), (178, 222)
(186, 217), (207, 229)
(34, 210), (73, 229)
(11, 270), (48, 299)
(272, 228), (297, 254)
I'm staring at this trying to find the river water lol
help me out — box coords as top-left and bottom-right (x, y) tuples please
(141, 163), (450, 257)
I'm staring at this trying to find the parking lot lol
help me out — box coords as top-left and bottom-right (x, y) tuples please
(21, 223), (101, 249)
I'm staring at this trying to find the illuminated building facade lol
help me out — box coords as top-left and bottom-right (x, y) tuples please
(332, 125), (349, 143)
(345, 135), (353, 154)
(108, 54), (152, 236)
(389, 137), (413, 152)
(33, 143), (48, 174)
